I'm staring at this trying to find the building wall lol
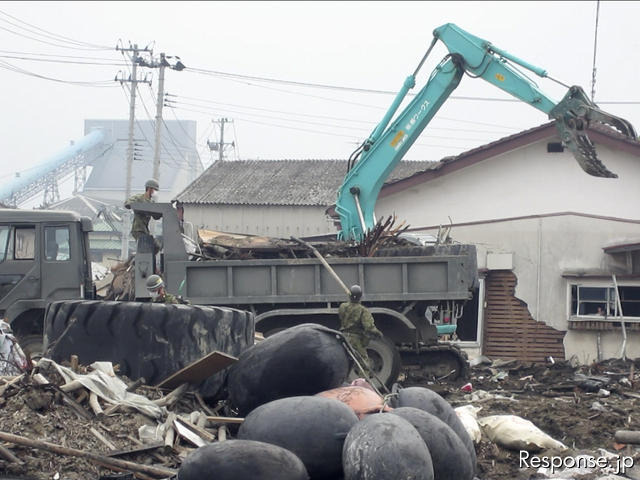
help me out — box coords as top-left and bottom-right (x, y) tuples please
(183, 204), (335, 237)
(379, 139), (640, 228)
(392, 214), (640, 363)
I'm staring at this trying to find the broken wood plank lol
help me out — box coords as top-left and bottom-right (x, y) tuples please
(615, 430), (640, 445)
(205, 416), (244, 425)
(194, 392), (215, 416)
(70, 355), (79, 372)
(175, 416), (215, 442)
(173, 419), (207, 448)
(218, 426), (227, 442)
(156, 352), (237, 390)
(89, 427), (116, 450)
(106, 441), (164, 458)
(154, 383), (189, 407)
(60, 379), (84, 392)
(33, 374), (93, 420)
(89, 392), (103, 415)
(0, 374), (24, 396)
(0, 444), (23, 464)
(621, 391), (640, 400)
(0, 430), (176, 478)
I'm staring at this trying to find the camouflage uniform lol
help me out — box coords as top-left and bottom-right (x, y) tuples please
(124, 193), (161, 252)
(152, 292), (190, 305)
(338, 301), (383, 365)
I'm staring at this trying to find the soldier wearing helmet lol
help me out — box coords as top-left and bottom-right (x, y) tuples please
(124, 179), (162, 253)
(338, 284), (383, 368)
(146, 274), (182, 304)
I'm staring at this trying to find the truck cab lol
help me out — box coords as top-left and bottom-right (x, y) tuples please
(0, 209), (94, 353)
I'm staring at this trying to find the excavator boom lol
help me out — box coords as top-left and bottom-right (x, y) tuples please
(336, 23), (637, 241)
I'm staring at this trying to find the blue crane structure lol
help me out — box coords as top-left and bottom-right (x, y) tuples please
(336, 23), (637, 241)
(0, 129), (112, 207)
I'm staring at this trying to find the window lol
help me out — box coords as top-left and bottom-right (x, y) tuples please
(571, 283), (640, 319)
(44, 226), (70, 261)
(0, 226), (8, 262)
(14, 227), (35, 260)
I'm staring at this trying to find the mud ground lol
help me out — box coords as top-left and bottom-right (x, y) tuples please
(403, 357), (640, 479)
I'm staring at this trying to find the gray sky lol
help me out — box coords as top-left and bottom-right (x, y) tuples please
(0, 1), (638, 188)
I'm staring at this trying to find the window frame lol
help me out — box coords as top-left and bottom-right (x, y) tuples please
(569, 282), (640, 322)
(13, 226), (36, 260)
(44, 225), (71, 262)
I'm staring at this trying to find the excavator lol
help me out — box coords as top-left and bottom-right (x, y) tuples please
(333, 23), (637, 380)
(336, 23), (637, 241)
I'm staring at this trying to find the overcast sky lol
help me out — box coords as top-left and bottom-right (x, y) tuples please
(0, 1), (638, 190)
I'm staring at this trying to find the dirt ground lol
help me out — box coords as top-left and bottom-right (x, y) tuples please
(3, 357), (640, 479)
(403, 357), (640, 480)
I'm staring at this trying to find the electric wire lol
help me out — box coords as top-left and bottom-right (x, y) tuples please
(0, 58), (118, 86)
(0, 9), (111, 49)
(166, 98), (491, 143)
(168, 104), (473, 151)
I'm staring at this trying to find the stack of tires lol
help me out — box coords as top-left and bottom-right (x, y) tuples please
(178, 324), (476, 480)
(43, 300), (255, 397)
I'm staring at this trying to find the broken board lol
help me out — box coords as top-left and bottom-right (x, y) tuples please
(156, 351), (238, 389)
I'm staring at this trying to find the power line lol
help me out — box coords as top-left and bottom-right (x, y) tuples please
(168, 104), (475, 150)
(167, 93), (518, 133)
(0, 58), (118, 86)
(0, 23), (109, 51)
(166, 98), (494, 143)
(188, 64), (640, 106)
(0, 9), (111, 49)
(0, 54), (128, 66)
(591, 0), (601, 102)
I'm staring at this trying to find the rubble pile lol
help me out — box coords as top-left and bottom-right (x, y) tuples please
(430, 357), (640, 480)
(4, 330), (640, 479)
(0, 358), (235, 480)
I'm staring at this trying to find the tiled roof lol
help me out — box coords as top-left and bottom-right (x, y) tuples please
(174, 159), (437, 206)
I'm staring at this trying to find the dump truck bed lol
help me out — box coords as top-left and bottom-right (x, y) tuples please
(165, 244), (477, 306)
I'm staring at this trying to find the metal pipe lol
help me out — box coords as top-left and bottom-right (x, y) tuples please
(612, 274), (627, 360)
(353, 192), (367, 234)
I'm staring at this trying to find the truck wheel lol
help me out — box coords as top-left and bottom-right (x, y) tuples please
(348, 337), (401, 389)
(16, 334), (44, 361)
(43, 300), (255, 397)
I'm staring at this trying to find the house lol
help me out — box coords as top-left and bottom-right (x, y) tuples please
(174, 122), (640, 364)
(174, 159), (435, 237)
(374, 122), (640, 363)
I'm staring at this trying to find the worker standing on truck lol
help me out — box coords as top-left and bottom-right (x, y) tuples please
(124, 179), (161, 253)
(339, 285), (383, 368)
(146, 274), (189, 304)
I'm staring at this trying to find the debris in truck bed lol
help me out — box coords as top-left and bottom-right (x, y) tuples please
(197, 215), (414, 260)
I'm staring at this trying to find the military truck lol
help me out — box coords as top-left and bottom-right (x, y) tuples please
(0, 203), (477, 386)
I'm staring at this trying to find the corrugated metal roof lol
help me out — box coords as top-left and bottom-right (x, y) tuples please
(174, 159), (437, 206)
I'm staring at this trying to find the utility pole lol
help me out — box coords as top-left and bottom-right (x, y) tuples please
(152, 53), (166, 181)
(115, 42), (152, 260)
(207, 118), (235, 162)
(137, 53), (185, 182)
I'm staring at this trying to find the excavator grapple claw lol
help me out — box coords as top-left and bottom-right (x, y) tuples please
(550, 86), (638, 179)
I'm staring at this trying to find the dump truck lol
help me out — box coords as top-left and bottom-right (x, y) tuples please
(0, 204), (478, 387)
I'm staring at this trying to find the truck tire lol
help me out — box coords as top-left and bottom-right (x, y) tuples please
(349, 336), (401, 389)
(43, 300), (254, 398)
(17, 334), (44, 360)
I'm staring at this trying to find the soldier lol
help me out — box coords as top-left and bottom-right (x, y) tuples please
(124, 178), (161, 253)
(339, 284), (383, 369)
(146, 274), (189, 304)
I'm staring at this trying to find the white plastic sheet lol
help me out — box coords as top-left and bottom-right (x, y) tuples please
(38, 358), (166, 420)
(0, 320), (29, 376)
(478, 414), (567, 452)
(455, 404), (482, 444)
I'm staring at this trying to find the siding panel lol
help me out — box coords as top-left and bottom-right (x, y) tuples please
(483, 270), (565, 362)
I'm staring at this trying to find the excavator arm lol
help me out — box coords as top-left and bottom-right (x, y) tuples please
(336, 23), (637, 241)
